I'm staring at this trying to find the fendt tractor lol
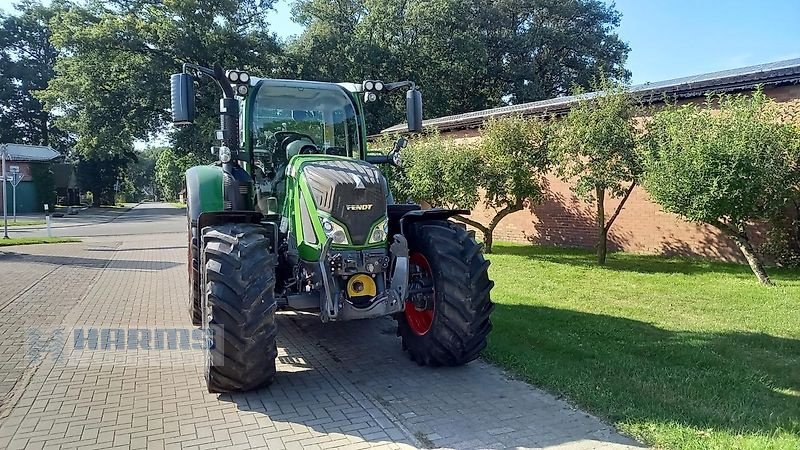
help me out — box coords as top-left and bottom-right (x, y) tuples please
(170, 62), (494, 393)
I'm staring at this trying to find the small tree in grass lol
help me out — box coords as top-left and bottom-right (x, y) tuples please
(395, 116), (550, 253)
(641, 91), (800, 285)
(550, 80), (640, 265)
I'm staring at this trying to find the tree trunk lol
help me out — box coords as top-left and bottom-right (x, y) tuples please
(596, 183), (636, 266)
(454, 199), (524, 254)
(454, 215), (491, 252)
(40, 111), (49, 146)
(596, 187), (607, 265)
(713, 221), (773, 285)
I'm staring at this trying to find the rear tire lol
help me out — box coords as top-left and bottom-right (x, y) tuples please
(396, 220), (494, 366)
(201, 223), (278, 393)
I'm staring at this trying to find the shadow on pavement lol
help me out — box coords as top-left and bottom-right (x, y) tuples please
(0, 251), (180, 271)
(218, 312), (643, 449)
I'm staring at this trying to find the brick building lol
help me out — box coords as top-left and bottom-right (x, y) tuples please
(383, 59), (800, 261)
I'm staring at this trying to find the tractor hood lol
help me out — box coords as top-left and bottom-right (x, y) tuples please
(301, 159), (387, 245)
(286, 155), (389, 261)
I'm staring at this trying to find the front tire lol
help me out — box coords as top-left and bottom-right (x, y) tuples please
(201, 223), (278, 393)
(397, 221), (494, 366)
(188, 224), (201, 326)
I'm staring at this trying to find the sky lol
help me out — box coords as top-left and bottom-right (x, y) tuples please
(1, 0), (798, 85)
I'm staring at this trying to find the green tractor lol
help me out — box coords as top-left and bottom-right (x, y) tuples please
(171, 63), (494, 393)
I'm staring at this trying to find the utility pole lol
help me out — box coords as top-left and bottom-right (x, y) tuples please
(2, 144), (8, 239)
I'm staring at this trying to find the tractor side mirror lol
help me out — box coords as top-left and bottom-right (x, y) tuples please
(406, 89), (423, 133)
(171, 73), (196, 125)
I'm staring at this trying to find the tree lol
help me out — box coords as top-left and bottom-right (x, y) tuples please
(550, 79), (640, 265)
(154, 147), (209, 201)
(38, 0), (282, 203)
(122, 147), (161, 201)
(641, 91), (800, 285)
(287, 0), (629, 134)
(395, 116), (550, 253)
(0, 1), (72, 151)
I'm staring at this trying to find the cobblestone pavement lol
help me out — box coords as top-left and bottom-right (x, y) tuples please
(0, 203), (643, 449)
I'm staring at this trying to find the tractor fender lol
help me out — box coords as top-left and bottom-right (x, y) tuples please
(186, 165), (225, 224)
(389, 205), (470, 236)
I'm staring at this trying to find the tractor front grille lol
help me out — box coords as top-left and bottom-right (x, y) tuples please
(302, 160), (387, 245)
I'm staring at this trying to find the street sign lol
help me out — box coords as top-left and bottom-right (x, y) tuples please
(10, 172), (23, 187)
(9, 166), (19, 173)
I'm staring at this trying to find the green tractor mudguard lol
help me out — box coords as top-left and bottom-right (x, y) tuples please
(185, 165), (225, 224)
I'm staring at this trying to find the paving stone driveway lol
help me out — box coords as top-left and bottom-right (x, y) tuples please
(0, 204), (642, 449)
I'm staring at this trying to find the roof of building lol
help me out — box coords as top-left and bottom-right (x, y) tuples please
(382, 57), (800, 134)
(1, 144), (61, 162)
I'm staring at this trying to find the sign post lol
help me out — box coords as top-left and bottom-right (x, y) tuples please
(1, 144), (8, 239)
(9, 167), (22, 223)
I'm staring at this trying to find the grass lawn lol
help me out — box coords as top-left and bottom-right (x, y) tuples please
(485, 243), (800, 450)
(0, 237), (79, 247)
(3, 220), (45, 227)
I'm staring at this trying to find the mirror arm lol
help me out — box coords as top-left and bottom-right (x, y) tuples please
(365, 155), (391, 165)
(182, 62), (234, 99)
(384, 81), (416, 92)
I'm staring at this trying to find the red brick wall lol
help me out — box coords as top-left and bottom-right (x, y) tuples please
(447, 84), (800, 262)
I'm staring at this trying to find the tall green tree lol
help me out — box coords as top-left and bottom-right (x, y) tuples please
(641, 91), (800, 285)
(287, 0), (629, 134)
(38, 0), (282, 203)
(550, 79), (640, 265)
(0, 1), (72, 150)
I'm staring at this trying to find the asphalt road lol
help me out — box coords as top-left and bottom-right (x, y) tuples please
(3, 203), (186, 238)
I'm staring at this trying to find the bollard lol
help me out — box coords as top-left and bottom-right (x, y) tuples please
(44, 204), (51, 237)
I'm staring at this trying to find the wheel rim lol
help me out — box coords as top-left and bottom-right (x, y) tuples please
(405, 252), (435, 336)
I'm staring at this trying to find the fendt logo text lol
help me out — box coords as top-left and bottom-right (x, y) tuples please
(346, 204), (373, 211)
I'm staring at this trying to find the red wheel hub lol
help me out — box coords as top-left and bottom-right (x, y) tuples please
(405, 252), (435, 336)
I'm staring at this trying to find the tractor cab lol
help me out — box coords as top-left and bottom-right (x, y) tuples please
(248, 79), (363, 161)
(243, 79), (367, 215)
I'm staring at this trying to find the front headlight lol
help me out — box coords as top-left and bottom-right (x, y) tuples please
(320, 217), (349, 245)
(368, 217), (389, 243)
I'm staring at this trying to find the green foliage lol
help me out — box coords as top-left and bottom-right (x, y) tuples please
(0, 237), (80, 246)
(38, 0), (282, 200)
(393, 116), (550, 251)
(641, 90), (800, 284)
(0, 1), (72, 151)
(550, 80), (640, 201)
(642, 91), (800, 226)
(762, 210), (800, 268)
(400, 118), (549, 212)
(479, 115), (551, 209)
(398, 131), (482, 210)
(154, 147), (210, 201)
(550, 78), (640, 264)
(288, 0), (629, 134)
(76, 152), (132, 206)
(29, 162), (56, 211)
(121, 147), (160, 201)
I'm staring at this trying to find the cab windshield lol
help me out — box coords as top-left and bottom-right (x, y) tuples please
(250, 81), (361, 159)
